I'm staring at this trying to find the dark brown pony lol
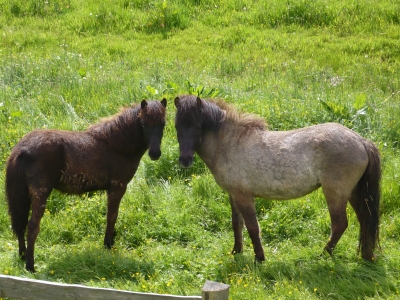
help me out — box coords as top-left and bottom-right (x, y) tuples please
(6, 99), (167, 272)
(174, 95), (381, 262)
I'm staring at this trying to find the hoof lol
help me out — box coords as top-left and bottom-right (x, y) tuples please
(231, 248), (242, 255)
(19, 248), (26, 261)
(319, 250), (332, 259)
(362, 254), (376, 262)
(323, 245), (334, 257)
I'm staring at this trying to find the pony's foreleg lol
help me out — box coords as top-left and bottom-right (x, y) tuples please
(323, 191), (348, 257)
(104, 185), (127, 249)
(231, 194), (265, 262)
(229, 195), (244, 255)
(25, 188), (51, 272)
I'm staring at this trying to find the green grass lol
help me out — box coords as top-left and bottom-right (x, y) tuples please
(0, 0), (400, 299)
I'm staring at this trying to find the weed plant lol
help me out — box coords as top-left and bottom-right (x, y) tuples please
(0, 0), (399, 299)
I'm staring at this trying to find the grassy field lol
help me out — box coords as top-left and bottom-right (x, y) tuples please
(1, 0), (400, 299)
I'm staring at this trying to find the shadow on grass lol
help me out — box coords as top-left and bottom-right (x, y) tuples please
(36, 246), (155, 286)
(216, 253), (397, 299)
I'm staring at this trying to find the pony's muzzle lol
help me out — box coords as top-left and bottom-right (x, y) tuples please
(179, 155), (193, 168)
(148, 149), (161, 160)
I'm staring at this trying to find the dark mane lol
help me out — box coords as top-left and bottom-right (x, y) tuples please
(87, 104), (142, 151)
(88, 104), (140, 131)
(87, 101), (166, 153)
(201, 99), (226, 130)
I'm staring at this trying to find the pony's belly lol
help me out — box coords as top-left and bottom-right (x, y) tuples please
(55, 183), (106, 194)
(56, 171), (109, 194)
(216, 172), (321, 200)
(254, 181), (321, 200)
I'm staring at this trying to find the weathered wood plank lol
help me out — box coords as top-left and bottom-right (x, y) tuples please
(0, 275), (202, 300)
(202, 281), (230, 300)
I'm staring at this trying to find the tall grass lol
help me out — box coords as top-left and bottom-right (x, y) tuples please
(0, 0), (399, 299)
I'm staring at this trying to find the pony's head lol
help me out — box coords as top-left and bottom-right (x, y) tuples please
(139, 98), (167, 160)
(174, 95), (225, 168)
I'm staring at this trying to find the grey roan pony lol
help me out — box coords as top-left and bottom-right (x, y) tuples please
(174, 95), (381, 262)
(6, 99), (167, 272)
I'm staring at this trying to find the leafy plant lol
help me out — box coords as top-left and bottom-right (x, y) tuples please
(185, 80), (222, 98)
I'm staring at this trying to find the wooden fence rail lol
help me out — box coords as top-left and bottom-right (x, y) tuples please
(0, 275), (229, 300)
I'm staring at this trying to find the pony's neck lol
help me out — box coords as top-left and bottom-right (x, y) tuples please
(88, 106), (145, 154)
(197, 105), (263, 170)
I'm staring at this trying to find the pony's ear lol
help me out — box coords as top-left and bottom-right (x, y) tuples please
(141, 100), (148, 109)
(174, 97), (180, 108)
(161, 98), (167, 108)
(196, 97), (202, 110)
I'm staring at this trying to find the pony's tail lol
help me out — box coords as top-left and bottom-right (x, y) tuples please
(5, 154), (31, 238)
(356, 140), (381, 261)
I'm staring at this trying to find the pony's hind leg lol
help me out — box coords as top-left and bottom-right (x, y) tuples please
(104, 185), (127, 248)
(231, 193), (265, 262)
(323, 189), (349, 257)
(13, 204), (28, 260)
(11, 200), (28, 260)
(17, 233), (26, 260)
(25, 186), (52, 272)
(229, 195), (244, 255)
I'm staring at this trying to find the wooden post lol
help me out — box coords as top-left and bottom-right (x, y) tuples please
(201, 280), (230, 300)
